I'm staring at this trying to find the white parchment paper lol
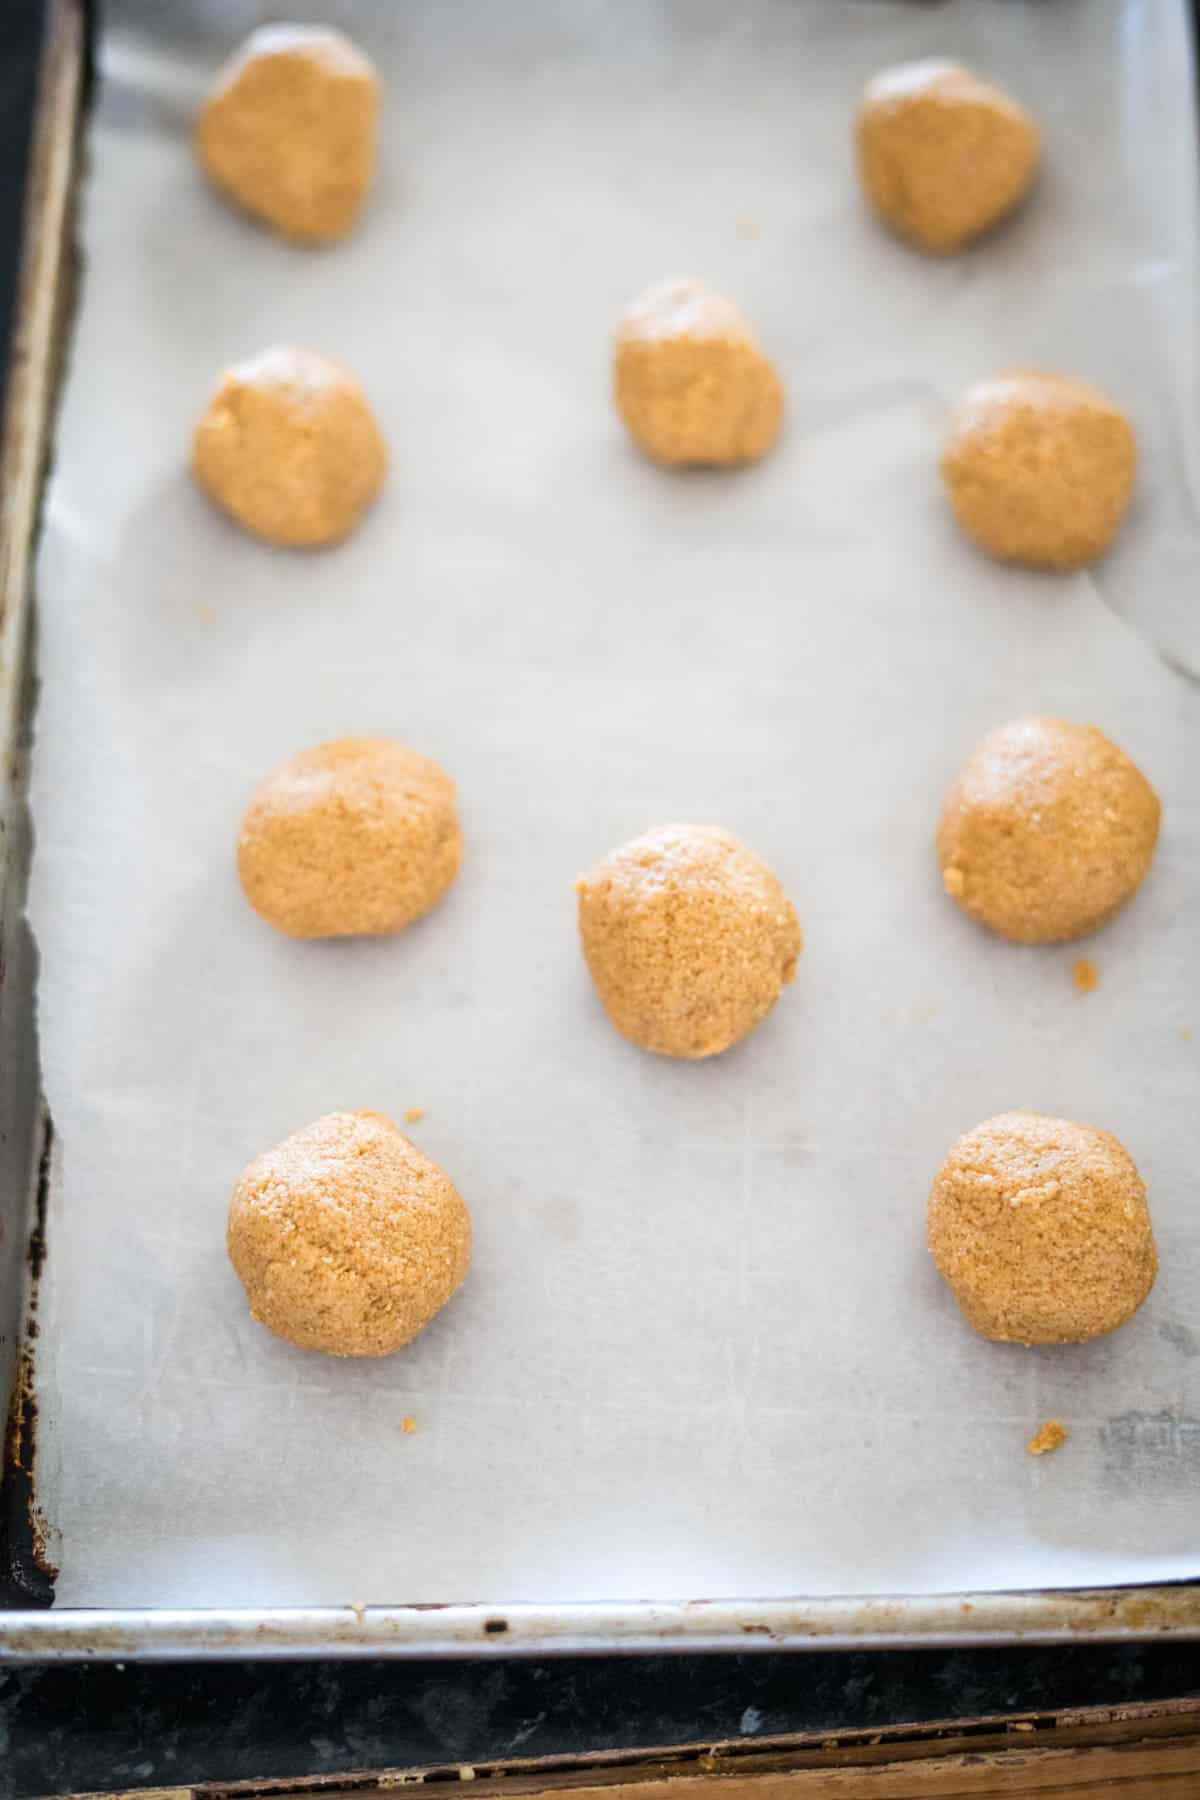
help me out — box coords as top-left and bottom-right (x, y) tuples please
(30, 0), (1200, 1606)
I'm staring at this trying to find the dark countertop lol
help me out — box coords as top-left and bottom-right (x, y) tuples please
(2, 1640), (1200, 1797)
(2, 6), (1199, 1796)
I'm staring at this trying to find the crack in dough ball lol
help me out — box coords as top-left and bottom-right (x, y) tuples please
(196, 25), (380, 245)
(856, 59), (1040, 252)
(192, 346), (388, 548)
(941, 370), (1136, 570)
(238, 737), (461, 940)
(937, 716), (1160, 945)
(928, 1111), (1157, 1344)
(614, 280), (784, 467)
(228, 1111), (472, 1357)
(576, 824), (801, 1058)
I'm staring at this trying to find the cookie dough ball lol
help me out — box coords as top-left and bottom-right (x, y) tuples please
(856, 60), (1040, 251)
(937, 717), (1160, 944)
(928, 1111), (1157, 1344)
(614, 280), (784, 467)
(238, 737), (461, 939)
(196, 25), (379, 244)
(228, 1111), (471, 1357)
(576, 824), (801, 1058)
(941, 371), (1136, 569)
(192, 346), (388, 548)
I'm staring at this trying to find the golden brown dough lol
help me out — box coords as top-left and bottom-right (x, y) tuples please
(192, 346), (387, 548)
(941, 370), (1136, 570)
(576, 824), (801, 1058)
(1026, 1420), (1068, 1456)
(855, 59), (1040, 252)
(227, 1111), (471, 1357)
(196, 24), (380, 245)
(238, 737), (461, 939)
(928, 1111), (1157, 1345)
(613, 280), (784, 467)
(937, 716), (1159, 944)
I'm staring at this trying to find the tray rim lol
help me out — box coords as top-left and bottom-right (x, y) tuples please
(4, 0), (1200, 1662)
(2, 1584), (1200, 1662)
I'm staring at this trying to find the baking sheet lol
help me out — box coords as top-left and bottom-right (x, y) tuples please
(29, 0), (1200, 1608)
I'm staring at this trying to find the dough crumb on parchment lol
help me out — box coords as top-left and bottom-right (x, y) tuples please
(1026, 1420), (1069, 1457)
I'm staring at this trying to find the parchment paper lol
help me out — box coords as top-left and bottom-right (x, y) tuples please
(31, 0), (1200, 1607)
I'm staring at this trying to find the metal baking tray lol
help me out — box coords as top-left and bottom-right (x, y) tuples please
(2, 0), (1200, 1660)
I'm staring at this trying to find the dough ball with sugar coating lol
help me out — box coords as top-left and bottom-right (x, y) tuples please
(196, 24), (380, 244)
(238, 737), (461, 939)
(614, 280), (784, 467)
(937, 716), (1159, 944)
(576, 824), (802, 1058)
(941, 370), (1136, 570)
(192, 346), (387, 548)
(927, 1111), (1157, 1344)
(856, 59), (1040, 251)
(228, 1111), (472, 1357)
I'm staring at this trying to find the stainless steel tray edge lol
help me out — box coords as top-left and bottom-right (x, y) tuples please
(2, 1587), (1200, 1662)
(0, 0), (85, 1610)
(3, 0), (1199, 1661)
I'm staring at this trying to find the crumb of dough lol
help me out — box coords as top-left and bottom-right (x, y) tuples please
(404, 1107), (426, 1124)
(941, 371), (1135, 570)
(227, 1110), (471, 1357)
(736, 216), (761, 239)
(401, 1416), (417, 1434)
(238, 737), (460, 939)
(855, 60), (1040, 252)
(1026, 1420), (1068, 1457)
(576, 823), (801, 1058)
(937, 716), (1160, 943)
(928, 1111), (1157, 1344)
(193, 345), (387, 549)
(1073, 958), (1100, 993)
(195, 25), (379, 244)
(613, 280), (783, 467)
(350, 1599), (366, 1620)
(1181, 1027), (1193, 1042)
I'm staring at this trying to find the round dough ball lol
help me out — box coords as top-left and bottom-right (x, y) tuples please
(576, 824), (802, 1059)
(196, 25), (380, 245)
(927, 1111), (1157, 1344)
(238, 737), (461, 939)
(937, 716), (1160, 944)
(613, 280), (784, 468)
(855, 60), (1040, 252)
(941, 371), (1136, 569)
(228, 1110), (471, 1357)
(192, 346), (388, 548)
